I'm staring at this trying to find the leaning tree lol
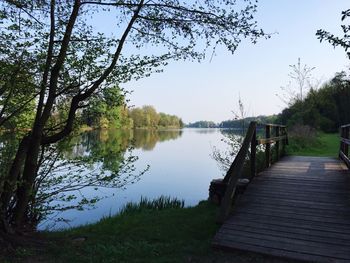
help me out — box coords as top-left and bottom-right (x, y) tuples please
(0, 0), (268, 232)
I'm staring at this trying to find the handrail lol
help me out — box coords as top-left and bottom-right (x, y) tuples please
(217, 121), (288, 223)
(263, 123), (287, 128)
(340, 124), (350, 168)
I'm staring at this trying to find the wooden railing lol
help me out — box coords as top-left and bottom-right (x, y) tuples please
(340, 124), (350, 168)
(216, 121), (288, 223)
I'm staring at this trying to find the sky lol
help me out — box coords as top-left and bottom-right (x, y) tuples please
(97, 1), (350, 124)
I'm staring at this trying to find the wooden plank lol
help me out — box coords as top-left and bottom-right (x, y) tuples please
(236, 201), (350, 217)
(256, 135), (286, 145)
(251, 177), (350, 187)
(247, 183), (350, 195)
(340, 150), (350, 168)
(218, 227), (350, 250)
(213, 238), (344, 263)
(213, 235), (350, 263)
(341, 137), (350, 146)
(246, 183), (350, 195)
(263, 123), (286, 128)
(256, 173), (348, 182)
(213, 156), (350, 262)
(222, 218), (350, 242)
(241, 195), (350, 210)
(243, 192), (350, 205)
(216, 226), (350, 252)
(214, 232), (350, 259)
(235, 207), (350, 225)
(227, 213), (350, 234)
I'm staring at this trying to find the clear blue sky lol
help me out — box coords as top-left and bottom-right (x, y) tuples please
(100, 1), (350, 123)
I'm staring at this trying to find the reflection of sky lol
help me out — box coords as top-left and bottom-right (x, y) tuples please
(39, 128), (230, 230)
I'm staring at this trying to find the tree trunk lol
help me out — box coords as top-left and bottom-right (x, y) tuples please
(12, 128), (42, 227)
(0, 136), (30, 232)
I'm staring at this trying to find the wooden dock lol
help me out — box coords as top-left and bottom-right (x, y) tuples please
(213, 156), (350, 262)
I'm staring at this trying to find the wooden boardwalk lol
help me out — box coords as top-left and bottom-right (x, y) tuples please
(213, 156), (350, 263)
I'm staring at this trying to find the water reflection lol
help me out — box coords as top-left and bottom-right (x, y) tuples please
(45, 128), (231, 228)
(0, 128), (235, 229)
(131, 129), (183, 151)
(43, 129), (183, 225)
(62, 128), (183, 157)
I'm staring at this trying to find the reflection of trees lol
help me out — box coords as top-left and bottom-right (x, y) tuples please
(0, 129), (183, 228)
(191, 128), (218, 134)
(131, 129), (182, 150)
(219, 128), (245, 137)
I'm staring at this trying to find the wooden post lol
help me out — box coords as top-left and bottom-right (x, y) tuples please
(216, 122), (257, 223)
(340, 127), (345, 159)
(345, 127), (349, 157)
(250, 129), (256, 180)
(275, 126), (280, 161)
(282, 127), (287, 156)
(265, 125), (271, 168)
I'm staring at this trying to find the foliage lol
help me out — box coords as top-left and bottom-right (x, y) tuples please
(186, 121), (217, 128)
(81, 86), (132, 129)
(220, 115), (278, 128)
(277, 58), (317, 105)
(23, 129), (149, 226)
(0, 0), (268, 231)
(316, 9), (350, 59)
(129, 106), (183, 129)
(211, 130), (244, 174)
(277, 72), (350, 132)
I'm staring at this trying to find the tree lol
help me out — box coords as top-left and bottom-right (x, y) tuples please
(81, 85), (131, 128)
(277, 72), (350, 132)
(0, 0), (268, 232)
(277, 58), (316, 105)
(316, 9), (350, 59)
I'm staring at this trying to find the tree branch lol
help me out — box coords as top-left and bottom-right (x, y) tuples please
(42, 0), (145, 145)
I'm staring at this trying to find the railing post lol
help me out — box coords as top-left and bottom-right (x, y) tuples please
(275, 126), (280, 161)
(340, 127), (345, 159)
(282, 127), (287, 156)
(250, 128), (257, 180)
(345, 127), (349, 157)
(216, 122), (256, 223)
(265, 125), (271, 168)
(339, 125), (350, 168)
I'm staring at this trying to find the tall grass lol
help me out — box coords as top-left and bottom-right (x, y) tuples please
(119, 196), (185, 216)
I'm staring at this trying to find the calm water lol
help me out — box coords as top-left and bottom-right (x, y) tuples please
(39, 128), (236, 230)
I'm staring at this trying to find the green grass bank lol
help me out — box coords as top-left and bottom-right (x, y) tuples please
(286, 132), (339, 157)
(5, 198), (293, 263)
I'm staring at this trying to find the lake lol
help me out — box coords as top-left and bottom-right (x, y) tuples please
(38, 128), (238, 230)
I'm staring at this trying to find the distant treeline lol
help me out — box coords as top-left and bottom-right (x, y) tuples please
(277, 71), (350, 132)
(129, 106), (184, 129)
(186, 121), (217, 128)
(81, 87), (183, 129)
(186, 115), (277, 129)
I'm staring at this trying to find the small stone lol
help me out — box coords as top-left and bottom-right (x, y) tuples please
(71, 237), (87, 244)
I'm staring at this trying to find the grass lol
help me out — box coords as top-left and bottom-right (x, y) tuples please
(286, 132), (339, 157)
(4, 197), (294, 263)
(47, 199), (217, 263)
